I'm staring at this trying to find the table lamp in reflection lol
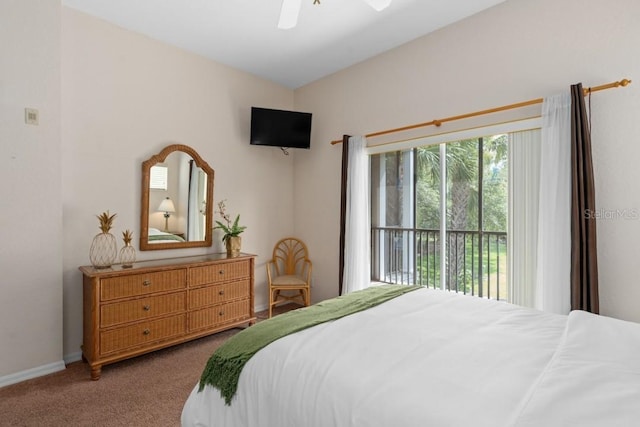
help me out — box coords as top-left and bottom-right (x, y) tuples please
(157, 197), (176, 232)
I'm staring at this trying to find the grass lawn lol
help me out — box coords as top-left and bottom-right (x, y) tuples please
(416, 237), (508, 300)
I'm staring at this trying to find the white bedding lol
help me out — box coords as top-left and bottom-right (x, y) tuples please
(512, 310), (640, 426)
(182, 288), (640, 427)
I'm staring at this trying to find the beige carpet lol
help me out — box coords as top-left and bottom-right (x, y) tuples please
(0, 305), (298, 427)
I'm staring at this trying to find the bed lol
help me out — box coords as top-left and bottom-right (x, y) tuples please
(181, 286), (640, 427)
(147, 227), (185, 243)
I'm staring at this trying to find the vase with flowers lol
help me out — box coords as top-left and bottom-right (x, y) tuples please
(214, 200), (246, 256)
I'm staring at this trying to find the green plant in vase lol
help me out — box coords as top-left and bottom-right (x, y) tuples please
(214, 200), (246, 256)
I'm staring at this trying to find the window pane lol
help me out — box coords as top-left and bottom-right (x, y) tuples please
(446, 139), (479, 232)
(482, 134), (508, 232)
(370, 150), (412, 228)
(416, 145), (440, 229)
(444, 139), (479, 294)
(481, 134), (508, 300)
(370, 150), (414, 284)
(150, 165), (168, 190)
(416, 145), (442, 288)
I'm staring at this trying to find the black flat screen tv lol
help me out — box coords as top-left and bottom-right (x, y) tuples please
(250, 107), (312, 149)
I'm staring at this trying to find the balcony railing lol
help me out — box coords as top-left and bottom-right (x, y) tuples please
(371, 226), (508, 300)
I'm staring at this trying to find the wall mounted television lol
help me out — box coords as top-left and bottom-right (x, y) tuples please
(250, 107), (312, 149)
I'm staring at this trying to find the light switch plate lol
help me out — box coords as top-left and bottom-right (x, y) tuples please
(25, 108), (39, 125)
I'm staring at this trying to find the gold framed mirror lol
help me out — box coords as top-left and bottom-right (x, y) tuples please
(140, 144), (214, 251)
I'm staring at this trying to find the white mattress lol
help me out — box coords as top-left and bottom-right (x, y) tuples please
(182, 287), (640, 427)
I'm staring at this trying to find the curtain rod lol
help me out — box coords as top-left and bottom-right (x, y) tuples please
(330, 78), (632, 145)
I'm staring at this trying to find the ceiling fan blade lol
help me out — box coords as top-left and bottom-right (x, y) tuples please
(278, 0), (302, 29)
(362, 0), (393, 12)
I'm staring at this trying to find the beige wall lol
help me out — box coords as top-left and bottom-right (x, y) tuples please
(60, 8), (295, 360)
(294, 0), (640, 321)
(0, 1), (63, 379)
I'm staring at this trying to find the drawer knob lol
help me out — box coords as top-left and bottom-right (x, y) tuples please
(142, 329), (150, 335)
(143, 305), (151, 311)
(142, 280), (151, 287)
(219, 311), (224, 316)
(218, 270), (224, 275)
(218, 290), (225, 296)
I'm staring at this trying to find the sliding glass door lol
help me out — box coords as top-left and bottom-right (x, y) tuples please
(371, 134), (508, 300)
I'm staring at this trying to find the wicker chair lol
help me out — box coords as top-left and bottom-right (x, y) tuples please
(267, 237), (312, 318)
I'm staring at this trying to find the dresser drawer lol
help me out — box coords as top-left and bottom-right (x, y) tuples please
(188, 299), (250, 331)
(100, 292), (186, 328)
(100, 269), (187, 301)
(189, 260), (250, 287)
(100, 314), (186, 355)
(189, 280), (250, 310)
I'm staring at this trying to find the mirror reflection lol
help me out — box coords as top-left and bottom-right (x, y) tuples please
(140, 144), (214, 251)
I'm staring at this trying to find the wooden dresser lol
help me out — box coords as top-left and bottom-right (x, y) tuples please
(79, 253), (255, 380)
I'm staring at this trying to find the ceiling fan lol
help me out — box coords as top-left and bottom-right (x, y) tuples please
(278, 0), (393, 29)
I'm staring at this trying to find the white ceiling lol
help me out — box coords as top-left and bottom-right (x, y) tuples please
(62, 0), (506, 89)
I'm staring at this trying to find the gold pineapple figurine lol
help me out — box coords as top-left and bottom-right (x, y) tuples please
(119, 229), (136, 268)
(89, 211), (118, 269)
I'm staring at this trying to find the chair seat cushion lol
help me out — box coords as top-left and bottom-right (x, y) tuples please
(272, 275), (307, 287)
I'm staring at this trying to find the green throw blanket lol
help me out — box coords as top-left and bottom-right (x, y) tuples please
(198, 284), (421, 405)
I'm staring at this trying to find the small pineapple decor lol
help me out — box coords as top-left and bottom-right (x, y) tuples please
(89, 211), (118, 269)
(119, 229), (136, 268)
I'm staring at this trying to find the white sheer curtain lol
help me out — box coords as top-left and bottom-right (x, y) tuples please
(187, 165), (205, 241)
(508, 129), (541, 308)
(535, 92), (571, 314)
(342, 135), (371, 294)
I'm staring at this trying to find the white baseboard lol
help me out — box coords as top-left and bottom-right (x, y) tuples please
(64, 351), (83, 365)
(0, 360), (66, 389)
